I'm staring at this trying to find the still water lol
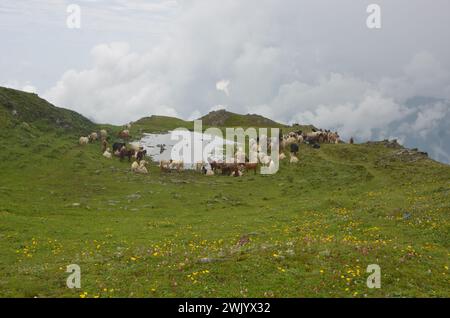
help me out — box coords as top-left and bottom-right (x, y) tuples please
(137, 130), (237, 169)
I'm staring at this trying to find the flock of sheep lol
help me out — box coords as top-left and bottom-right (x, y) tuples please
(78, 126), (343, 177)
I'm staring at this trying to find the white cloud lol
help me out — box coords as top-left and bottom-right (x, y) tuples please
(216, 80), (230, 96)
(2, 80), (38, 94)
(44, 42), (179, 123)
(293, 93), (410, 140)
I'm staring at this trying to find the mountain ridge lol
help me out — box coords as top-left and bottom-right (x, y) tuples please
(0, 86), (95, 134)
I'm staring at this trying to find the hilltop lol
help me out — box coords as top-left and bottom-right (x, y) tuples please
(0, 87), (95, 134)
(130, 109), (315, 137)
(132, 115), (194, 133)
(199, 109), (284, 127)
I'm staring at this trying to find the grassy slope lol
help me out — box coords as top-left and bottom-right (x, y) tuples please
(200, 110), (285, 128)
(0, 87), (96, 134)
(132, 115), (195, 134)
(0, 90), (449, 298)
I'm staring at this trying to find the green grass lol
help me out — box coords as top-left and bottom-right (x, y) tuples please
(0, 88), (449, 298)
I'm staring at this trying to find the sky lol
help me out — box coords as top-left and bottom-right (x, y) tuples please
(1, 0), (450, 163)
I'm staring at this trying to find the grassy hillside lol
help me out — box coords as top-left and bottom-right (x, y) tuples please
(199, 109), (285, 128)
(0, 87), (95, 134)
(131, 110), (315, 140)
(132, 115), (194, 134)
(0, 89), (449, 298)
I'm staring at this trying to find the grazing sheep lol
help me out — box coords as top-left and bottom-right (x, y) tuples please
(100, 129), (108, 140)
(290, 143), (299, 156)
(136, 148), (147, 162)
(79, 137), (89, 145)
(135, 161), (148, 174)
(195, 161), (204, 172)
(304, 132), (320, 144)
(119, 129), (130, 139)
(169, 160), (184, 172)
(231, 169), (243, 177)
(131, 161), (140, 172)
(129, 142), (140, 152)
(119, 147), (135, 162)
(103, 148), (112, 159)
(101, 139), (108, 153)
(218, 163), (237, 176)
(159, 160), (172, 172)
(112, 142), (126, 153)
(89, 132), (98, 142)
(205, 168), (215, 176)
(209, 160), (223, 172)
(286, 136), (296, 144)
(279, 153), (286, 160)
(290, 155), (299, 164)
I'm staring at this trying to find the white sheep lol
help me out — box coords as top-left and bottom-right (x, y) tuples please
(231, 170), (243, 177)
(195, 161), (204, 172)
(205, 168), (215, 176)
(79, 137), (89, 145)
(290, 155), (299, 164)
(279, 153), (286, 160)
(131, 161), (140, 172)
(129, 142), (140, 152)
(89, 132), (98, 142)
(103, 148), (112, 159)
(100, 129), (108, 139)
(169, 160), (184, 172)
(135, 160), (148, 174)
(159, 160), (171, 171)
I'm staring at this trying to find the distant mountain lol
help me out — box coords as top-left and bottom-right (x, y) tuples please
(133, 115), (194, 133)
(386, 96), (450, 164)
(0, 86), (95, 134)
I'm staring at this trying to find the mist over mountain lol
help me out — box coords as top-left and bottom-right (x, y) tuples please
(388, 96), (450, 164)
(311, 96), (450, 164)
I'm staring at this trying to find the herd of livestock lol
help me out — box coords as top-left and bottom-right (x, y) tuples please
(79, 125), (344, 176)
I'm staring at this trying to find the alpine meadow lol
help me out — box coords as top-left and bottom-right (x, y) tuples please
(0, 87), (448, 298)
